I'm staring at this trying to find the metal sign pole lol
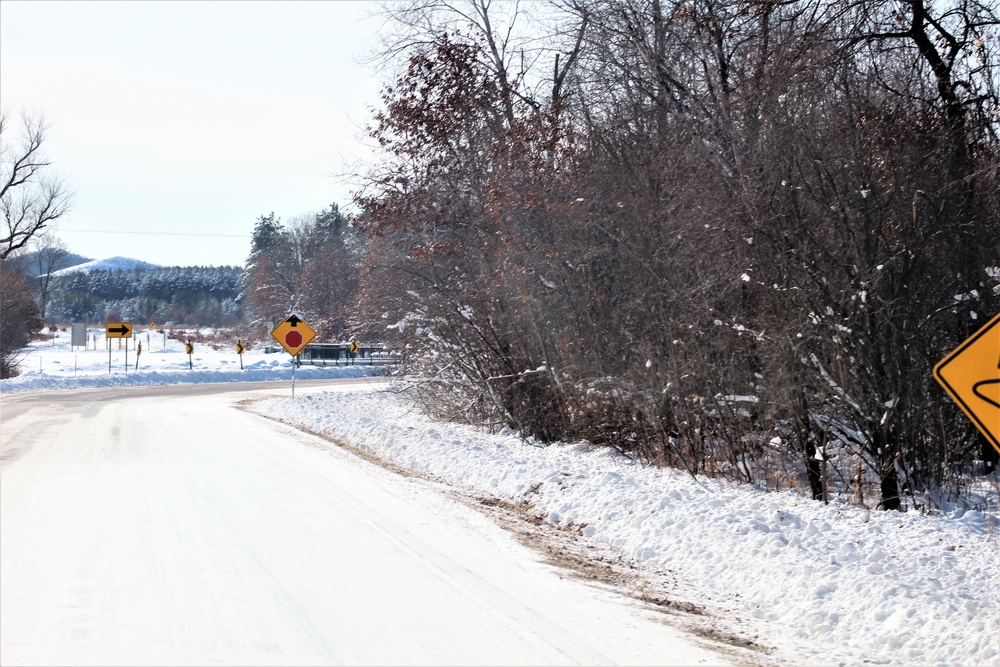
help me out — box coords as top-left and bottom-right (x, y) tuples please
(292, 358), (296, 399)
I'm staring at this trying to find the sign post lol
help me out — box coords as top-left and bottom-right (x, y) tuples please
(105, 322), (133, 374)
(236, 340), (245, 370)
(934, 312), (1000, 455)
(185, 340), (194, 370)
(271, 314), (316, 398)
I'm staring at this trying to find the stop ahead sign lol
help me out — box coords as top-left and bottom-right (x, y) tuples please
(271, 314), (316, 356)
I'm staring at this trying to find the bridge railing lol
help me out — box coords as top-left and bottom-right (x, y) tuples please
(292, 342), (401, 366)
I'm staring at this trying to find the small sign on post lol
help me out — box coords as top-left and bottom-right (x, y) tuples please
(236, 340), (245, 370)
(271, 314), (317, 398)
(185, 340), (194, 370)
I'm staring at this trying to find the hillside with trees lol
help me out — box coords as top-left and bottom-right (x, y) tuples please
(350, 0), (1000, 512)
(46, 265), (244, 326)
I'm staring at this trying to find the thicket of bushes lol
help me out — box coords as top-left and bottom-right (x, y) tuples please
(354, 0), (1000, 511)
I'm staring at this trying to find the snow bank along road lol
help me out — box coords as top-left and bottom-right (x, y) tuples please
(0, 380), (731, 666)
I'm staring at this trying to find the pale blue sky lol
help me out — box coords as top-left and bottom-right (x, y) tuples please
(1, 1), (386, 267)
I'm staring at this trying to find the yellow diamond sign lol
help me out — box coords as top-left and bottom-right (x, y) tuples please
(271, 314), (316, 357)
(934, 312), (1000, 455)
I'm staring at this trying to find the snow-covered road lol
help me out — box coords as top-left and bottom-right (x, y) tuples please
(0, 381), (729, 666)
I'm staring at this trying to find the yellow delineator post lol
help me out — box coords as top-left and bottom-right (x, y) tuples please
(934, 312), (1000, 455)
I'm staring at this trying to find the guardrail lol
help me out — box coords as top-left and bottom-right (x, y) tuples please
(289, 342), (400, 366)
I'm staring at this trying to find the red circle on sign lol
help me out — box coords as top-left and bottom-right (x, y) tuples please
(285, 330), (303, 348)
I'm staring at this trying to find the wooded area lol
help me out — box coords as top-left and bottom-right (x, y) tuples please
(350, 0), (1000, 511)
(240, 204), (361, 339)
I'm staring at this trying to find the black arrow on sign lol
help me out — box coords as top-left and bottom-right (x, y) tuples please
(287, 315), (302, 327)
(108, 324), (130, 335)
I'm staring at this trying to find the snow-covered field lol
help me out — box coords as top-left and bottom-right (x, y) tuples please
(3, 329), (998, 666)
(0, 327), (385, 394)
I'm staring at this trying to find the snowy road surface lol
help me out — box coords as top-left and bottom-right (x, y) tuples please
(0, 381), (729, 666)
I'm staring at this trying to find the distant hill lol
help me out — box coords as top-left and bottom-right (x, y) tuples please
(55, 252), (93, 271)
(50, 256), (162, 277)
(15, 250), (93, 275)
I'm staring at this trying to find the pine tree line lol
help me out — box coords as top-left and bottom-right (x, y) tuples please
(47, 265), (244, 326)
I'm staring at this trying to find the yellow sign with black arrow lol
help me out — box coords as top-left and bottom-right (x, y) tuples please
(934, 312), (1000, 455)
(105, 322), (133, 338)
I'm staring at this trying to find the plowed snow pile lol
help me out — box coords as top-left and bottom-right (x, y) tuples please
(258, 388), (999, 667)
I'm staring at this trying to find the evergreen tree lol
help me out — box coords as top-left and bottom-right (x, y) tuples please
(240, 212), (284, 322)
(246, 212), (283, 269)
(313, 203), (346, 246)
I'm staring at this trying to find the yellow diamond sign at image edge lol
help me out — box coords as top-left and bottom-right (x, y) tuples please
(271, 315), (316, 356)
(934, 312), (1000, 455)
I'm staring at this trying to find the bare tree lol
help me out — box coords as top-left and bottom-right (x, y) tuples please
(0, 259), (42, 378)
(1, 111), (72, 259)
(29, 232), (68, 323)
